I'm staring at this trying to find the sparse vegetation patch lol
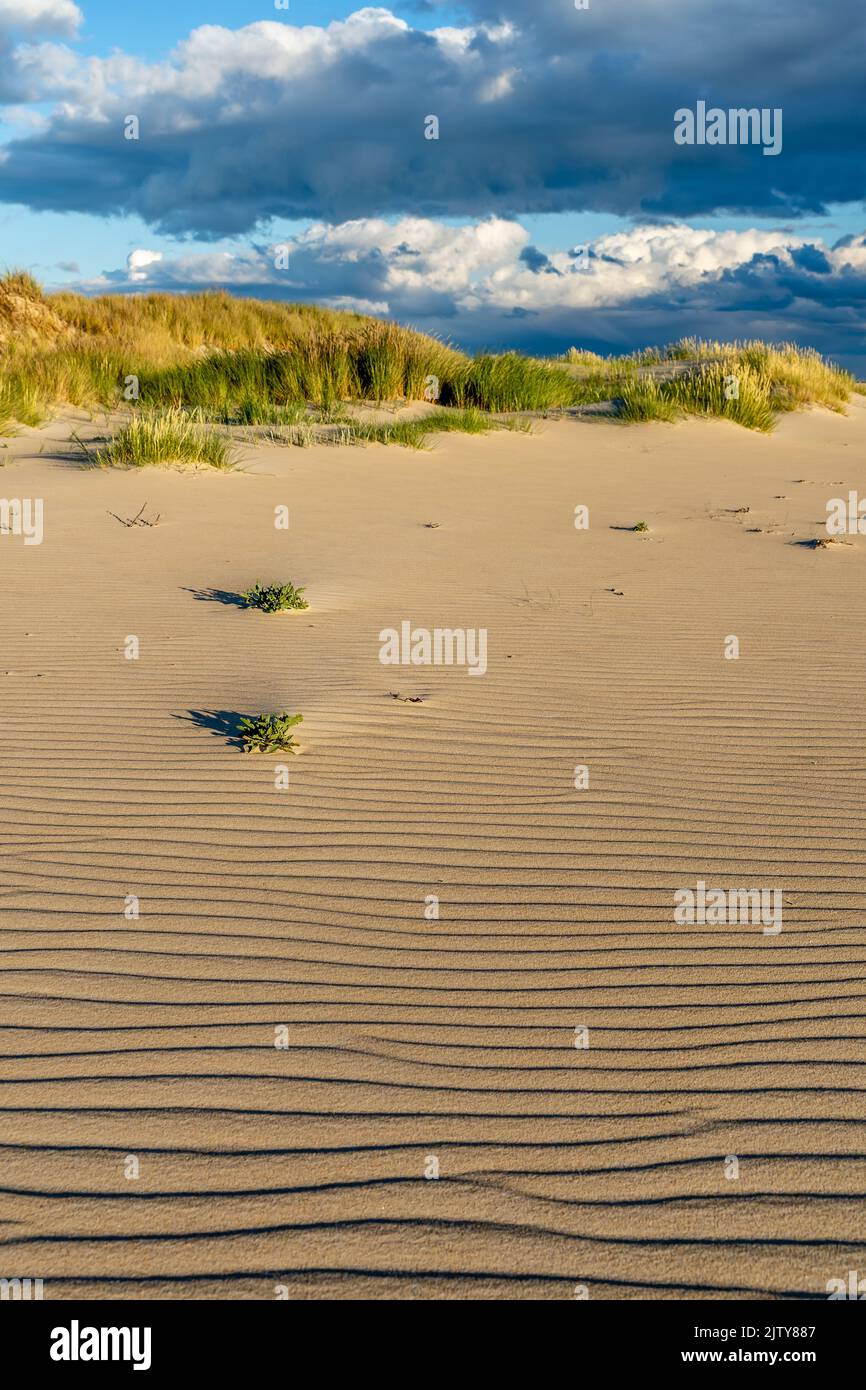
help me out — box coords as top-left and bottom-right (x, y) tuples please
(238, 712), (303, 754)
(242, 582), (308, 612)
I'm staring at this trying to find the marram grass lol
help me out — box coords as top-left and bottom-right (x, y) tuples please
(620, 361), (776, 431)
(0, 273), (860, 434)
(83, 408), (233, 469)
(441, 353), (578, 412)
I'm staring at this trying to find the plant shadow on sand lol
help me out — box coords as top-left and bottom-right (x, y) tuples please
(183, 586), (247, 607)
(790, 537), (851, 550)
(178, 709), (247, 748)
(37, 432), (113, 470)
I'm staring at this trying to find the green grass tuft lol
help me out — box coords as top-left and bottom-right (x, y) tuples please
(86, 408), (233, 469)
(620, 361), (775, 431)
(619, 379), (679, 423)
(442, 353), (577, 411)
(353, 406), (526, 448)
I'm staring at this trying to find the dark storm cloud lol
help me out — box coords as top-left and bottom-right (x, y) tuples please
(519, 245), (559, 273)
(0, 0), (863, 236)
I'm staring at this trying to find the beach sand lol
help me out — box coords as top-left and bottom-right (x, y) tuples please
(1, 404), (864, 1299)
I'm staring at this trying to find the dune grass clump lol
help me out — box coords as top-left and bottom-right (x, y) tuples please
(49, 289), (375, 357)
(234, 399), (306, 427)
(741, 343), (854, 414)
(89, 408), (232, 469)
(238, 712), (303, 754)
(133, 331), (463, 416)
(667, 362), (776, 431)
(0, 378), (32, 433)
(575, 337), (854, 430)
(1, 269), (44, 301)
(620, 361), (775, 431)
(442, 353), (578, 411)
(354, 406), (523, 448)
(139, 351), (304, 417)
(618, 378), (678, 423)
(4, 344), (124, 419)
(632, 520), (649, 532)
(570, 366), (640, 407)
(354, 321), (459, 402)
(242, 581), (308, 612)
(564, 347), (606, 366)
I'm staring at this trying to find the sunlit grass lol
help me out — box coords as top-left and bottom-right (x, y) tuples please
(82, 408), (233, 469)
(352, 408), (532, 448)
(442, 353), (578, 411)
(0, 273), (858, 436)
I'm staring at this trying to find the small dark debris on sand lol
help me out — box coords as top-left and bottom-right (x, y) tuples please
(108, 502), (161, 528)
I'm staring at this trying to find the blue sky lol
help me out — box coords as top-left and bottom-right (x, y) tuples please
(1, 1), (864, 368)
(74, 1), (469, 57)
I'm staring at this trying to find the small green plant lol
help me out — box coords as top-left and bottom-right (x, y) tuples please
(242, 581), (308, 612)
(238, 712), (303, 754)
(632, 521), (649, 532)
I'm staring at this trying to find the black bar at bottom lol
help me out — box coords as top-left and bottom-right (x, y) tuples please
(5, 1295), (861, 1377)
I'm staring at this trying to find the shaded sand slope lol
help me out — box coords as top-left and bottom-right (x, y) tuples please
(0, 405), (864, 1299)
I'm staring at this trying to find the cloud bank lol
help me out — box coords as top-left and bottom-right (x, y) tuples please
(0, 2), (864, 233)
(77, 219), (866, 372)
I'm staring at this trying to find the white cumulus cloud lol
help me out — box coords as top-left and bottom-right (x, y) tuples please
(0, 0), (81, 33)
(126, 248), (163, 281)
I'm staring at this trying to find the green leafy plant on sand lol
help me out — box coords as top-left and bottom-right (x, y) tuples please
(238, 712), (303, 754)
(242, 581), (308, 612)
(632, 521), (649, 532)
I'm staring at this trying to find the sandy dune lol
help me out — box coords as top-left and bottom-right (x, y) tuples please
(1, 404), (864, 1299)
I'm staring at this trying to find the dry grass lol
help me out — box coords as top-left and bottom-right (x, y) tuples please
(1, 269), (44, 300)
